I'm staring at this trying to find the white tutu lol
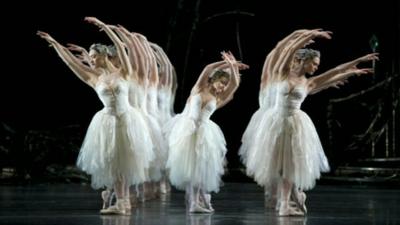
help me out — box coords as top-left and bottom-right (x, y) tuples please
(157, 87), (173, 125)
(146, 87), (168, 181)
(242, 81), (329, 190)
(129, 82), (168, 182)
(77, 78), (154, 189)
(164, 94), (226, 193)
(144, 112), (167, 181)
(239, 84), (279, 164)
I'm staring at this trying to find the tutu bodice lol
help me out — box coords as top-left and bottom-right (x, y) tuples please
(96, 77), (131, 115)
(128, 80), (147, 110)
(186, 94), (216, 123)
(77, 76), (154, 189)
(275, 81), (307, 116)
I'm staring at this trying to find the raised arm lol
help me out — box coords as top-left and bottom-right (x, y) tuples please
(134, 33), (159, 87)
(217, 51), (249, 108)
(108, 25), (139, 80)
(275, 29), (332, 76)
(190, 61), (229, 95)
(150, 43), (167, 87)
(261, 29), (310, 87)
(116, 26), (150, 83)
(37, 31), (99, 87)
(67, 43), (93, 68)
(84, 17), (132, 78)
(308, 79), (348, 95)
(150, 43), (175, 89)
(307, 53), (379, 93)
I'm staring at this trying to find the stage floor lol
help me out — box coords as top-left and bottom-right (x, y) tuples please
(0, 182), (399, 225)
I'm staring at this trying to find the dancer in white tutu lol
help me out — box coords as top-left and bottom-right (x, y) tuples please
(240, 29), (379, 216)
(37, 17), (155, 215)
(110, 26), (169, 200)
(151, 42), (178, 194)
(165, 51), (248, 213)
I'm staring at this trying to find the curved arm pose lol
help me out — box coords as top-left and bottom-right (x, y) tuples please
(240, 28), (378, 216)
(165, 51), (248, 213)
(37, 17), (155, 216)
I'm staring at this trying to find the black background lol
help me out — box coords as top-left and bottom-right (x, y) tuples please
(1, 0), (399, 175)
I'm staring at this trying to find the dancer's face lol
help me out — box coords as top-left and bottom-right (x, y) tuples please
(212, 77), (229, 94)
(89, 49), (106, 68)
(303, 57), (320, 75)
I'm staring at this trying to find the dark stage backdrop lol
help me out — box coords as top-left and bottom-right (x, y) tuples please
(1, 0), (399, 181)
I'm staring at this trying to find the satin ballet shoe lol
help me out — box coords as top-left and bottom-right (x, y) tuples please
(100, 199), (131, 216)
(101, 190), (111, 209)
(203, 194), (214, 212)
(189, 202), (212, 214)
(278, 202), (305, 217)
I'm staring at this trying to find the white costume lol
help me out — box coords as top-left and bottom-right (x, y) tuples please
(240, 81), (329, 190)
(165, 94), (227, 192)
(77, 77), (154, 189)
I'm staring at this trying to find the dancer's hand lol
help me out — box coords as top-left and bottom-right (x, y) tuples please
(84, 17), (106, 28)
(356, 53), (380, 63)
(353, 68), (374, 76)
(312, 29), (332, 40)
(67, 43), (85, 52)
(37, 31), (56, 45)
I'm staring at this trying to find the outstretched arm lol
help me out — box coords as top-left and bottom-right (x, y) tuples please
(307, 53), (379, 93)
(275, 29), (332, 76)
(261, 29), (310, 88)
(134, 33), (159, 87)
(85, 17), (132, 78)
(150, 43), (174, 88)
(67, 43), (93, 68)
(115, 26), (150, 83)
(308, 79), (348, 95)
(108, 25), (139, 80)
(37, 31), (99, 87)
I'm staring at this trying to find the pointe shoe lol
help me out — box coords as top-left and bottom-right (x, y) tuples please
(297, 192), (307, 214)
(100, 205), (127, 215)
(100, 200), (130, 215)
(278, 203), (304, 217)
(203, 194), (214, 212)
(101, 190), (111, 209)
(189, 202), (212, 214)
(292, 191), (307, 214)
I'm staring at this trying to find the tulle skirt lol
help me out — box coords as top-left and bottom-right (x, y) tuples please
(242, 108), (330, 190)
(77, 107), (154, 189)
(164, 114), (227, 193)
(143, 112), (168, 182)
(239, 108), (264, 165)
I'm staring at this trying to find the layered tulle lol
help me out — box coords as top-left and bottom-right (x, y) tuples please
(239, 84), (279, 165)
(164, 95), (226, 193)
(144, 112), (168, 181)
(240, 81), (330, 190)
(77, 106), (154, 189)
(165, 115), (226, 192)
(245, 108), (329, 190)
